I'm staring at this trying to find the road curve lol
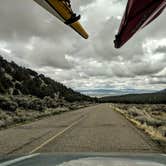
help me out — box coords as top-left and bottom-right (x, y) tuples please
(0, 104), (161, 155)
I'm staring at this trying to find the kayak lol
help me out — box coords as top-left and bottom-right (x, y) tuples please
(34, 0), (89, 39)
(114, 0), (166, 48)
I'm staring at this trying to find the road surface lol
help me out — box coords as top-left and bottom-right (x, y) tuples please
(0, 104), (161, 155)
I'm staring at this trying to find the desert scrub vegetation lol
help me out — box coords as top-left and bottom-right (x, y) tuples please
(0, 55), (96, 129)
(0, 95), (92, 129)
(111, 104), (166, 151)
(0, 55), (95, 102)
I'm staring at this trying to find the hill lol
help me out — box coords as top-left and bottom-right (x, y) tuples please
(0, 56), (93, 102)
(100, 90), (166, 104)
(160, 89), (166, 93)
(0, 55), (95, 128)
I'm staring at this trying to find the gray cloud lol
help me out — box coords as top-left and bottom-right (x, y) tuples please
(154, 46), (166, 54)
(0, 0), (165, 92)
(79, 0), (96, 7)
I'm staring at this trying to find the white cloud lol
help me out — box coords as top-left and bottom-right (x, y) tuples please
(0, 0), (165, 93)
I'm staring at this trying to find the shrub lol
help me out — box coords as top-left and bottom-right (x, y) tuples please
(13, 97), (30, 109)
(15, 82), (29, 95)
(0, 81), (6, 94)
(43, 96), (58, 108)
(0, 97), (18, 112)
(1, 76), (13, 89)
(13, 89), (20, 95)
(0, 120), (6, 128)
(135, 116), (165, 127)
(128, 107), (144, 117)
(29, 99), (44, 111)
(158, 126), (166, 137)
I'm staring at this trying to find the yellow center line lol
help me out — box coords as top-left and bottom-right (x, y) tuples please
(29, 115), (85, 154)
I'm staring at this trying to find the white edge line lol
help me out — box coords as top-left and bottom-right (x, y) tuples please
(0, 153), (40, 166)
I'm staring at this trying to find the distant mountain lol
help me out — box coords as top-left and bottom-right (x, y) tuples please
(78, 88), (157, 97)
(0, 56), (93, 102)
(159, 89), (166, 93)
(78, 89), (121, 97)
(100, 90), (166, 104)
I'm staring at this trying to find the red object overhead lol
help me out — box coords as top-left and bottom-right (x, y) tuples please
(114, 0), (166, 48)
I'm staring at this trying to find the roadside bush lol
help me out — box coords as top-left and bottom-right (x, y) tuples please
(158, 126), (166, 137)
(128, 107), (144, 117)
(43, 96), (58, 108)
(13, 88), (20, 95)
(134, 116), (147, 124)
(151, 111), (161, 116)
(1, 76), (13, 90)
(135, 116), (165, 127)
(0, 97), (18, 112)
(13, 97), (30, 109)
(29, 98), (44, 111)
(145, 119), (164, 128)
(0, 120), (6, 127)
(5, 116), (14, 125)
(13, 116), (27, 123)
(0, 81), (6, 94)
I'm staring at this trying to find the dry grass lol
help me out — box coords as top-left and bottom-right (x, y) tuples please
(111, 104), (166, 150)
(0, 107), (71, 129)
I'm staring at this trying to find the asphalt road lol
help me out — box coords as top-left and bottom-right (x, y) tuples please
(0, 104), (161, 155)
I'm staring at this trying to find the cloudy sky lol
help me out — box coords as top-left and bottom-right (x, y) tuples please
(0, 0), (166, 94)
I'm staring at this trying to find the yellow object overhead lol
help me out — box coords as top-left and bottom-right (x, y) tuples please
(34, 0), (89, 39)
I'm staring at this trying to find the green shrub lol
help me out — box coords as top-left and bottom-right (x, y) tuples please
(0, 81), (6, 94)
(1, 76), (13, 89)
(29, 99), (44, 111)
(13, 89), (20, 95)
(0, 96), (18, 112)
